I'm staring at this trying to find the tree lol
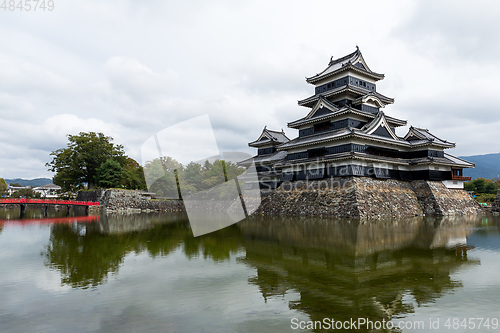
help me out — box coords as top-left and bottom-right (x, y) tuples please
(474, 179), (487, 193)
(464, 178), (499, 194)
(0, 178), (7, 195)
(143, 156), (183, 198)
(464, 181), (474, 192)
(120, 158), (147, 190)
(46, 132), (126, 191)
(97, 159), (123, 188)
(485, 182), (497, 194)
(11, 188), (41, 198)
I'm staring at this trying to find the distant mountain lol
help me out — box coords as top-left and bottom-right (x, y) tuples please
(460, 153), (500, 180)
(4, 178), (53, 187)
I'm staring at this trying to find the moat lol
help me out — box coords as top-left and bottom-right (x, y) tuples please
(1, 209), (500, 332)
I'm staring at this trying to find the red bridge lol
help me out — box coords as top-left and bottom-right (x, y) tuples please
(0, 198), (99, 215)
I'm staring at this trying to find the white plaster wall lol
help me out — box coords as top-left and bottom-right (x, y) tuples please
(442, 180), (464, 189)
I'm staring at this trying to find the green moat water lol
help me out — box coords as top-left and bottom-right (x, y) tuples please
(1, 209), (500, 332)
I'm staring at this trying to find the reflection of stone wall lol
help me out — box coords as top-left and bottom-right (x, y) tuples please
(240, 215), (480, 324)
(256, 177), (481, 218)
(493, 190), (500, 213)
(88, 212), (188, 234)
(77, 190), (185, 213)
(240, 215), (477, 256)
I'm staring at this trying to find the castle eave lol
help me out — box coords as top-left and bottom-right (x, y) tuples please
(298, 85), (394, 108)
(306, 63), (385, 84)
(288, 106), (406, 129)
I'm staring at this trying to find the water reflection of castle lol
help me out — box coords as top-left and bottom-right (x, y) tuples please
(42, 213), (482, 329)
(238, 216), (479, 327)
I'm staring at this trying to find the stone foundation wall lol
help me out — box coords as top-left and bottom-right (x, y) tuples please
(411, 180), (481, 216)
(356, 178), (423, 218)
(493, 190), (500, 213)
(258, 177), (359, 217)
(78, 179), (481, 218)
(256, 177), (481, 218)
(77, 190), (185, 213)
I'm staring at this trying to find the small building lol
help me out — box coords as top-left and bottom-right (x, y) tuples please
(6, 185), (32, 196)
(245, 47), (474, 189)
(33, 184), (61, 198)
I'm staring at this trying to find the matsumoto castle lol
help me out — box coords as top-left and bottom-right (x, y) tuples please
(242, 47), (474, 190)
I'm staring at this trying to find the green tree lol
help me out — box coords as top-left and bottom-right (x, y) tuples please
(474, 179), (487, 193)
(46, 132), (126, 191)
(97, 159), (123, 188)
(181, 162), (204, 191)
(464, 178), (499, 195)
(143, 156), (183, 198)
(120, 158), (147, 190)
(485, 182), (497, 194)
(11, 188), (41, 198)
(222, 161), (246, 181)
(464, 181), (474, 192)
(142, 157), (246, 196)
(0, 178), (7, 194)
(201, 160), (227, 189)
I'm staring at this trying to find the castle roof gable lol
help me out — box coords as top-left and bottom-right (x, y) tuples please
(306, 47), (384, 84)
(360, 111), (400, 140)
(404, 126), (454, 147)
(303, 96), (339, 120)
(248, 127), (289, 147)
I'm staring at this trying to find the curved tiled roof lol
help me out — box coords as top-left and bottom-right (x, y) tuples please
(298, 84), (394, 108)
(306, 47), (384, 84)
(288, 106), (406, 128)
(404, 126), (455, 147)
(248, 127), (290, 147)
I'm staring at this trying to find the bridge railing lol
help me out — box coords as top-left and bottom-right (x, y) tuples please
(0, 198), (100, 206)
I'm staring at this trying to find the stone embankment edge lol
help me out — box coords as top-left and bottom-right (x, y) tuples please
(76, 190), (185, 213)
(492, 189), (500, 215)
(76, 178), (482, 217)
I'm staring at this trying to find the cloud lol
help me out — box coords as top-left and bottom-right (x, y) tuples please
(394, 0), (500, 64)
(0, 53), (72, 95)
(0, 114), (126, 178)
(103, 56), (178, 103)
(1, 0), (499, 178)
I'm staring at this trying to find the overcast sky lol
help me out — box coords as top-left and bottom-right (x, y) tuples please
(1, 0), (499, 179)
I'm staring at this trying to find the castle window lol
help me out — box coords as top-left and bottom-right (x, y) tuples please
(314, 122), (331, 133)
